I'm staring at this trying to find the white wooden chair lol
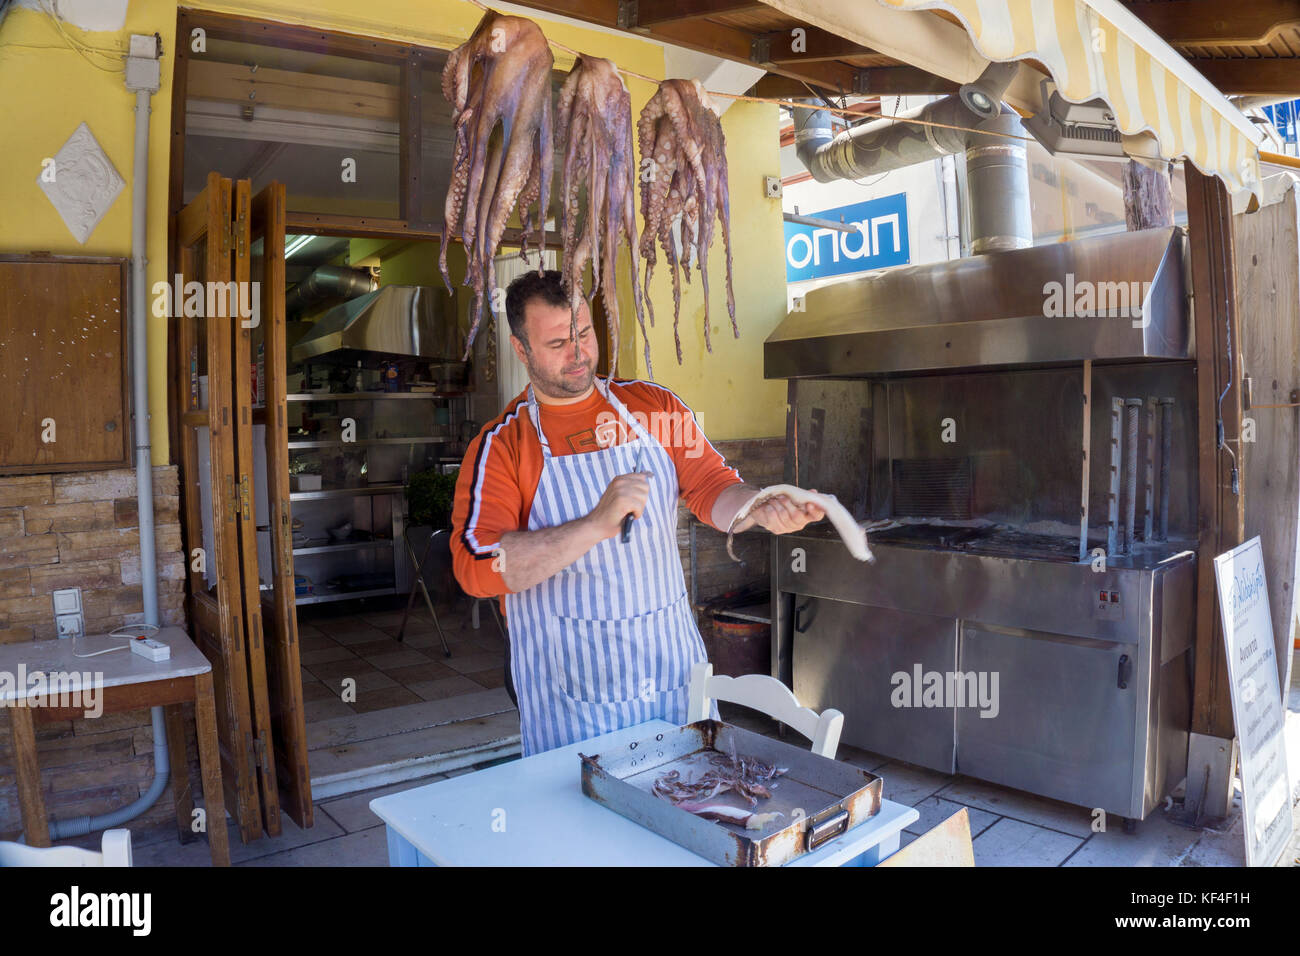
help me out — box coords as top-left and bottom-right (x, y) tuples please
(0, 829), (133, 867)
(686, 661), (844, 758)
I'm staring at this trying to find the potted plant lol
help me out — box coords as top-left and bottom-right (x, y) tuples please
(406, 467), (459, 530)
(404, 468), (460, 604)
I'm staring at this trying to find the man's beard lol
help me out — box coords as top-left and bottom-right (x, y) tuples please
(527, 351), (595, 399)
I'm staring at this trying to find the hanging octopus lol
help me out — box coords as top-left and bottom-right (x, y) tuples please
(637, 78), (736, 364)
(439, 11), (554, 360)
(556, 54), (648, 379)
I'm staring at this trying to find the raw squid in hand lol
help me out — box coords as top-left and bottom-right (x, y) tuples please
(726, 485), (875, 563)
(440, 11), (554, 359)
(637, 79), (736, 364)
(556, 55), (648, 378)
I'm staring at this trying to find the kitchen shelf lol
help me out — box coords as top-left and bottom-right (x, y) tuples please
(293, 536), (394, 556)
(287, 392), (455, 401)
(295, 585), (398, 606)
(712, 603), (772, 625)
(290, 483), (404, 501)
(287, 436), (452, 449)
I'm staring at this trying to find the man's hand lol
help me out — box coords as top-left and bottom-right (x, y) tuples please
(730, 488), (825, 535)
(585, 471), (652, 541)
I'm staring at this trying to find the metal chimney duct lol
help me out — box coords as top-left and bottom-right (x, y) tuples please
(792, 61), (1032, 254)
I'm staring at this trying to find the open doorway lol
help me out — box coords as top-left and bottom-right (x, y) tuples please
(167, 10), (608, 824)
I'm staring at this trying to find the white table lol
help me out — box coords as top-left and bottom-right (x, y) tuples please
(2, 627), (230, 866)
(371, 719), (918, 866)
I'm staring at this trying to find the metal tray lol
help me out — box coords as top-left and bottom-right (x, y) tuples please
(580, 720), (882, 866)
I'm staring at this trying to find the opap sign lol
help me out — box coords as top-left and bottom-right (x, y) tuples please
(784, 193), (909, 282)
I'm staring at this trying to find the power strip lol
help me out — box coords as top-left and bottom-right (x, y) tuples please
(129, 636), (171, 662)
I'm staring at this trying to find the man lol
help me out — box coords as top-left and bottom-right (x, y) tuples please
(451, 270), (823, 756)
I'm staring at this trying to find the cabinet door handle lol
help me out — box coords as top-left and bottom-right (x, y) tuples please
(794, 597), (815, 633)
(1117, 654), (1132, 689)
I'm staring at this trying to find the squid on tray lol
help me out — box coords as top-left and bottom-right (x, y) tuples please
(637, 79), (737, 364)
(440, 11), (554, 360)
(556, 55), (649, 379)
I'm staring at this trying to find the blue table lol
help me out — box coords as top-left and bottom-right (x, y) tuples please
(371, 719), (918, 866)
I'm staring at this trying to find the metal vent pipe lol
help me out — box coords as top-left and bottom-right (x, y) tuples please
(285, 266), (377, 317)
(792, 61), (1032, 254)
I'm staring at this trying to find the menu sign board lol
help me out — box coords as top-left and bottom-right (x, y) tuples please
(1213, 537), (1292, 867)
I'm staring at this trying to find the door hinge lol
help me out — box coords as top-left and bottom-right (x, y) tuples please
(225, 474), (239, 521)
(239, 474), (251, 521)
(248, 732), (262, 774)
(234, 206), (248, 258)
(220, 222), (233, 257)
(280, 502), (295, 570)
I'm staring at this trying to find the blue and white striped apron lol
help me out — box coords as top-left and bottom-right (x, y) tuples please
(504, 376), (710, 756)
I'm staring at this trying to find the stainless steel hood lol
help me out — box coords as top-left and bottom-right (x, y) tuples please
(291, 285), (462, 367)
(766, 227), (1191, 379)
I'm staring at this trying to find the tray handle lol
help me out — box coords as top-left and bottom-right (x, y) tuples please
(806, 808), (849, 851)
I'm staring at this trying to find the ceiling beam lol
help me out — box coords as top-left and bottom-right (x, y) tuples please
(856, 65), (959, 96)
(1120, 0), (1300, 45)
(499, 0), (865, 92)
(753, 26), (874, 64)
(630, 0), (766, 28)
(750, 66), (957, 99)
(1190, 58), (1300, 96)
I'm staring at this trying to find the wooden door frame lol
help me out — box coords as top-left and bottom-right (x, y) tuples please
(172, 171), (264, 843)
(251, 181), (315, 828)
(1186, 168), (1246, 743)
(230, 179), (284, 838)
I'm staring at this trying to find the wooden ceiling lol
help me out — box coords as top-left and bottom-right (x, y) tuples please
(501, 0), (1300, 101)
(499, 0), (958, 99)
(1120, 0), (1300, 95)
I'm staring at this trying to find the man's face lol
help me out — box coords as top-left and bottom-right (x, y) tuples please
(511, 297), (599, 399)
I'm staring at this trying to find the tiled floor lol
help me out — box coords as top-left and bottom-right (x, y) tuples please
(296, 598), (508, 723)
(56, 651), (1300, 867)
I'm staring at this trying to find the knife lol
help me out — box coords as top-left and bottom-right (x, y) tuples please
(621, 443), (644, 544)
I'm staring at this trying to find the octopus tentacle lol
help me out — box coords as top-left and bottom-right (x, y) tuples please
(438, 11), (554, 360)
(557, 54), (642, 378)
(635, 79), (735, 364)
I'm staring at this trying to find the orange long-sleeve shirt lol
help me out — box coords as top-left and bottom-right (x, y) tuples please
(451, 377), (742, 613)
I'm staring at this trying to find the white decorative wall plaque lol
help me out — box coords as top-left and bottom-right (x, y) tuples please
(37, 122), (125, 245)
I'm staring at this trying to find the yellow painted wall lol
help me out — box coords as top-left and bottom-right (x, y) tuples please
(0, 0), (788, 459)
(0, 0), (181, 457)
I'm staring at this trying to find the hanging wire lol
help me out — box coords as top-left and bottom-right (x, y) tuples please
(19, 0), (125, 73)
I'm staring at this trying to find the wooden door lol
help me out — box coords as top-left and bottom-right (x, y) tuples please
(229, 179), (283, 838)
(172, 172), (264, 842)
(249, 181), (314, 827)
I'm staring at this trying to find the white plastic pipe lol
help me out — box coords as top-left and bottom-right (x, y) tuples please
(47, 86), (169, 841)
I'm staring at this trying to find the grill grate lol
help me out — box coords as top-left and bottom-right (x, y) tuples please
(891, 457), (973, 519)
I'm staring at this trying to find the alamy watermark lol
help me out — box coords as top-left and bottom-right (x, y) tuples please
(1043, 273), (1151, 328)
(890, 664), (999, 719)
(595, 409), (706, 458)
(1, 665), (103, 719)
(151, 277), (260, 328)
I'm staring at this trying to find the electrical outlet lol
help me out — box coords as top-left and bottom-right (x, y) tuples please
(764, 175), (782, 199)
(53, 588), (83, 639)
(53, 587), (81, 614)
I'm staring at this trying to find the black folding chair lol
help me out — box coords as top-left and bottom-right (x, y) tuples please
(397, 528), (510, 680)
(396, 527), (453, 657)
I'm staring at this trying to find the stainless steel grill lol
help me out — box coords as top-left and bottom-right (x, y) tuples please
(891, 458), (972, 519)
(764, 227), (1197, 823)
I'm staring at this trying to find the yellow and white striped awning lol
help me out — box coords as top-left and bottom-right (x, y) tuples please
(875, 0), (1265, 200)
